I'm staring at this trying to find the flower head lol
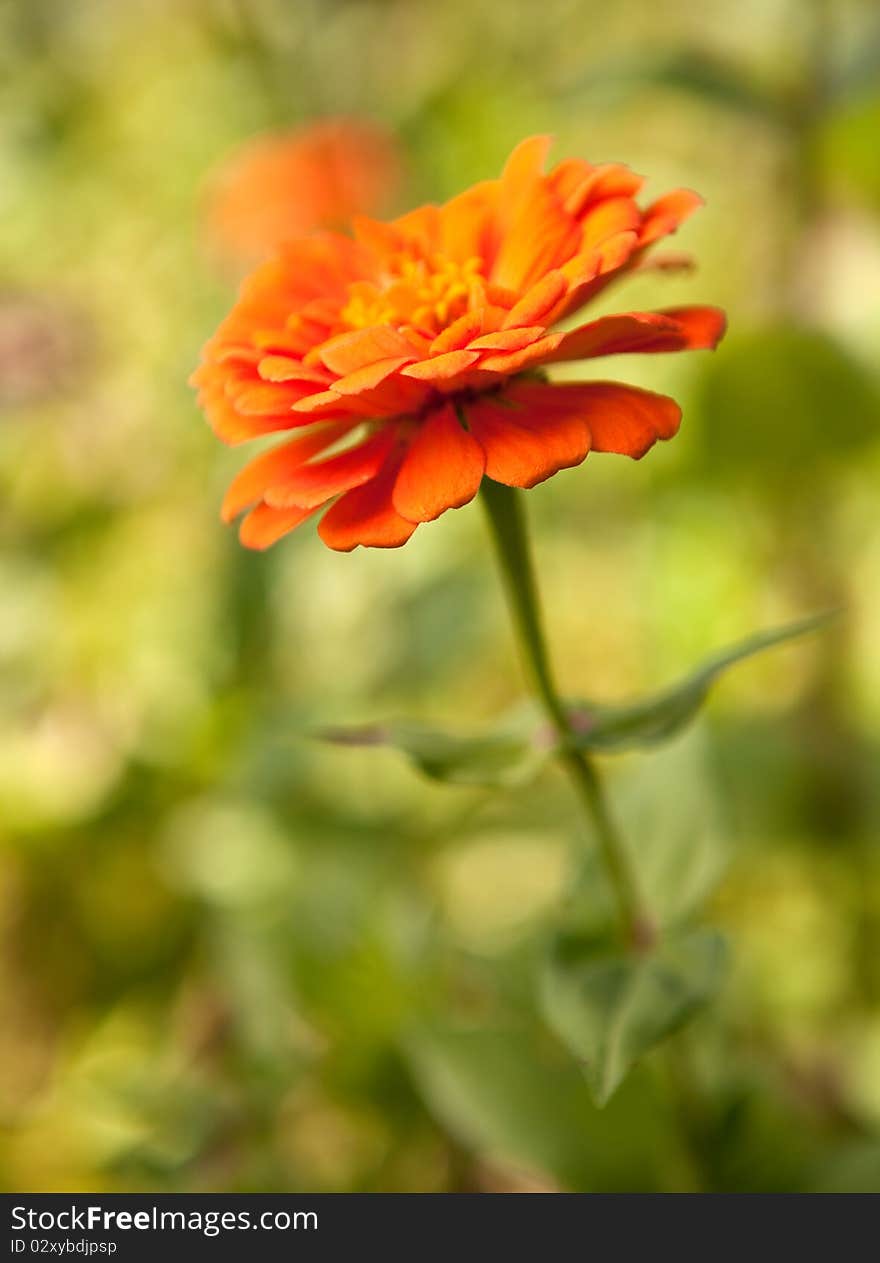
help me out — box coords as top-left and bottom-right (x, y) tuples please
(204, 118), (401, 268)
(192, 136), (725, 551)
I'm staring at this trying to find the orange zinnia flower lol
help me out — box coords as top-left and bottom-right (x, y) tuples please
(205, 117), (401, 267)
(192, 136), (725, 551)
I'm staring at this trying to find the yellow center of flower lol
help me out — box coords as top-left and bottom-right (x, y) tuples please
(341, 253), (485, 337)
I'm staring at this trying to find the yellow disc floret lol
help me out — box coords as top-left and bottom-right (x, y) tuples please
(341, 252), (485, 337)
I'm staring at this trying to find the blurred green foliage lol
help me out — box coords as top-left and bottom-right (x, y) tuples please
(1, 0), (879, 1192)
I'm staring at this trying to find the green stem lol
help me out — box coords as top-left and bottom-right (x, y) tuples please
(479, 479), (655, 950)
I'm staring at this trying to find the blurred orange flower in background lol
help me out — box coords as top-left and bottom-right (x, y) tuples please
(192, 136), (726, 551)
(205, 117), (402, 268)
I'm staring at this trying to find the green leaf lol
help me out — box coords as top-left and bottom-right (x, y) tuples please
(404, 1023), (672, 1190)
(560, 729), (727, 938)
(541, 927), (728, 1106)
(321, 613), (834, 784)
(567, 611), (836, 754)
(612, 730), (728, 926)
(318, 710), (546, 788)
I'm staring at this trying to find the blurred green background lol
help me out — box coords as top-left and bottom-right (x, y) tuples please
(2, 0), (879, 1193)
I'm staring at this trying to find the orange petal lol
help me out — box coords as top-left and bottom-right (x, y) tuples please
(639, 189), (703, 245)
(221, 422), (352, 522)
(277, 233), (375, 302)
(318, 458), (417, 551)
(200, 386), (305, 444)
(253, 327), (319, 356)
(239, 502), (315, 550)
(331, 355), (414, 396)
(257, 357), (334, 384)
(555, 230), (641, 321)
(294, 374), (428, 418)
(542, 313), (679, 362)
(501, 135), (553, 203)
(579, 197), (641, 251)
(655, 305), (727, 350)
(430, 310), (486, 355)
(475, 333), (563, 376)
(466, 383), (591, 488)
(348, 376), (430, 416)
(292, 389), (378, 418)
(595, 230), (641, 275)
(563, 163), (644, 217)
(501, 270), (568, 329)
(401, 349), (480, 383)
(439, 182), (499, 264)
(392, 406), (485, 523)
(547, 157), (594, 203)
(492, 182), (581, 292)
(208, 344), (262, 370)
(484, 282), (520, 308)
(319, 325), (417, 376)
(467, 326), (545, 353)
(353, 215), (404, 259)
(392, 204), (442, 254)
(536, 307), (726, 364)
(550, 382), (682, 457)
(229, 380), (301, 415)
(265, 428), (396, 509)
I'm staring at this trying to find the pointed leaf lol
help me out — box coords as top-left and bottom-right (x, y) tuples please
(541, 927), (728, 1105)
(560, 729), (727, 938)
(319, 613), (834, 785)
(405, 1023), (671, 1190)
(612, 727), (728, 925)
(318, 710), (548, 788)
(568, 611), (836, 754)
